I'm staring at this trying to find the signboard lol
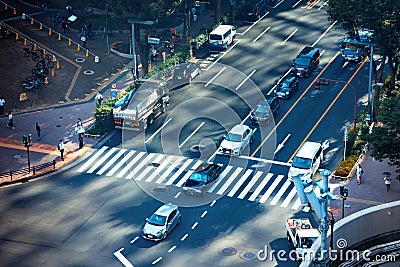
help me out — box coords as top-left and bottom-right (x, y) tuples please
(148, 37), (160, 44)
(111, 83), (119, 99)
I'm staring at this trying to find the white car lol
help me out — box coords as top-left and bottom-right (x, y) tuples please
(142, 203), (181, 241)
(218, 124), (254, 156)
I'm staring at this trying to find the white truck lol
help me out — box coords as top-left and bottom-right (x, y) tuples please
(113, 79), (169, 131)
(286, 218), (320, 260)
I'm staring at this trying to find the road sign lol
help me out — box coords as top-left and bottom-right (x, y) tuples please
(110, 83), (118, 90)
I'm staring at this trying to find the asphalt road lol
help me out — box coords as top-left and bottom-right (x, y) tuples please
(0, 0), (380, 266)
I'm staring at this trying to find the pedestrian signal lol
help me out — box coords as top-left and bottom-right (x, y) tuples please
(22, 135), (28, 145)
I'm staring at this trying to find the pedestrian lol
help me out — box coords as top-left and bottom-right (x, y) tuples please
(36, 122), (41, 141)
(95, 92), (103, 105)
(384, 176), (391, 191)
(81, 35), (87, 49)
(78, 134), (84, 149)
(77, 118), (83, 128)
(356, 164), (363, 184)
(0, 96), (5, 115)
(6, 111), (14, 129)
(171, 26), (177, 37)
(58, 139), (65, 161)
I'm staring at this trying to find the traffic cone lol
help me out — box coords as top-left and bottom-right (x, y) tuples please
(68, 39), (71, 46)
(13, 8), (16, 15)
(45, 76), (49, 84)
(31, 18), (34, 25)
(43, 49), (46, 56)
(51, 68), (55, 77)
(85, 50), (89, 57)
(58, 33), (61, 40)
(52, 54), (56, 62)
(15, 33), (18, 40)
(5, 4), (8, 10)
(33, 43), (36, 50)
(48, 28), (52, 35)
(39, 23), (43, 30)
(24, 38), (27, 45)
(56, 61), (60, 69)
(77, 44), (80, 51)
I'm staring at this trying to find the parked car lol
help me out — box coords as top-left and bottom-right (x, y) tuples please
(142, 203), (181, 241)
(275, 76), (299, 99)
(183, 163), (222, 196)
(250, 96), (280, 125)
(292, 46), (320, 77)
(171, 62), (201, 86)
(239, 1), (267, 22)
(218, 124), (254, 156)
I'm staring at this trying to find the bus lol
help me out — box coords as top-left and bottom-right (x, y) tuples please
(209, 25), (236, 50)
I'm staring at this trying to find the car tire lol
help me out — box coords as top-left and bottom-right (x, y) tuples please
(147, 114), (154, 125)
(163, 232), (167, 240)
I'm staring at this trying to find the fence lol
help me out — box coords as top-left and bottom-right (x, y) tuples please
(0, 160), (57, 185)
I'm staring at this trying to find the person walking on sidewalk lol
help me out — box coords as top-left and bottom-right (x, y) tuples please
(0, 96), (5, 115)
(356, 164), (363, 185)
(78, 134), (84, 149)
(58, 139), (65, 161)
(384, 175), (391, 191)
(6, 111), (14, 129)
(95, 92), (103, 105)
(36, 122), (41, 141)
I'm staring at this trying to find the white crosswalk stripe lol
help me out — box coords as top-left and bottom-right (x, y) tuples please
(79, 147), (307, 210)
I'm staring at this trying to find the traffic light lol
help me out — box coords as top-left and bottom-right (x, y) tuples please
(339, 185), (348, 197)
(28, 134), (32, 144)
(22, 135), (28, 145)
(315, 78), (330, 90)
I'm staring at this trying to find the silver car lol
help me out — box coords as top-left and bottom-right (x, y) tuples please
(218, 124), (254, 156)
(142, 203), (181, 241)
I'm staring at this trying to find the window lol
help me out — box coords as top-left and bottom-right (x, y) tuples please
(167, 210), (177, 223)
(292, 157), (312, 169)
(148, 214), (167, 226)
(226, 133), (242, 142)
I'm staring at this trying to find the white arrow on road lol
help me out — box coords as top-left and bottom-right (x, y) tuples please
(114, 248), (134, 267)
(274, 134), (291, 155)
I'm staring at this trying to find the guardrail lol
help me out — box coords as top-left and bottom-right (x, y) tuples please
(0, 160), (57, 184)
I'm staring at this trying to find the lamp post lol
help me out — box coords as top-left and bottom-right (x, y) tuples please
(128, 20), (155, 82)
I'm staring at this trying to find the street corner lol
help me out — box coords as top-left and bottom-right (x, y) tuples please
(56, 144), (93, 168)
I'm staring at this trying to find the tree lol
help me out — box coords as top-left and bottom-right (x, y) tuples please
(370, 95), (400, 180)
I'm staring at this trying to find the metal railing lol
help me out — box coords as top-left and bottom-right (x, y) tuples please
(0, 160), (56, 182)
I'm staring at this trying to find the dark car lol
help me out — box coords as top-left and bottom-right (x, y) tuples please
(239, 2), (266, 22)
(182, 163), (222, 196)
(275, 76), (299, 99)
(250, 96), (280, 125)
(171, 62), (201, 86)
(292, 46), (320, 77)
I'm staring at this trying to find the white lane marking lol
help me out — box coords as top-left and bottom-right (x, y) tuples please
(253, 26), (271, 43)
(249, 173), (273, 201)
(114, 248), (134, 267)
(206, 40), (241, 71)
(236, 155), (292, 166)
(217, 167), (243, 195)
(181, 234), (188, 241)
(303, 206), (311, 212)
(201, 211), (207, 218)
(77, 146), (109, 172)
(191, 222), (198, 230)
(240, 112), (253, 126)
(168, 246), (177, 253)
(312, 20), (337, 47)
(135, 154), (164, 181)
(281, 187), (297, 208)
(165, 159), (194, 185)
(106, 150), (136, 176)
(145, 118), (172, 144)
(274, 133), (292, 155)
(240, 12), (270, 35)
(152, 257), (162, 265)
(116, 152), (146, 178)
(207, 166), (233, 193)
(318, 1), (327, 10)
(210, 200), (216, 207)
(292, 0), (302, 8)
(205, 67), (226, 87)
(179, 122), (205, 148)
(259, 175), (283, 203)
(235, 70), (256, 90)
(291, 198), (302, 210)
(270, 179), (291, 205)
(87, 147), (119, 173)
(130, 236), (139, 244)
(174, 192), (181, 199)
(227, 169), (253, 197)
(155, 157), (184, 184)
(238, 171), (263, 199)
(97, 148), (127, 175)
(281, 29), (298, 46)
(176, 161), (203, 187)
(145, 155), (175, 183)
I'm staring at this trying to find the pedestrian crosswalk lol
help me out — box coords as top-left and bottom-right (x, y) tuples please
(77, 146), (306, 210)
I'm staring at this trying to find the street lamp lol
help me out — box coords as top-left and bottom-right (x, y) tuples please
(128, 19), (155, 82)
(316, 78), (358, 130)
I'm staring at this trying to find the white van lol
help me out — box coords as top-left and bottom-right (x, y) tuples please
(209, 25), (236, 50)
(288, 140), (329, 181)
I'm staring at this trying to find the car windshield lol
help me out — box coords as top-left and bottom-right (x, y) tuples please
(226, 133), (242, 142)
(292, 157), (312, 169)
(210, 34), (222, 41)
(295, 57), (311, 66)
(148, 214), (167, 226)
(190, 172), (207, 182)
(281, 81), (291, 88)
(255, 103), (268, 114)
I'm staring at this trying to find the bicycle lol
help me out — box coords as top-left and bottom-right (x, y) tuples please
(36, 54), (55, 69)
(23, 45), (41, 61)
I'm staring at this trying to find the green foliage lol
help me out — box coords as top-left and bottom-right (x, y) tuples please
(144, 49), (190, 79)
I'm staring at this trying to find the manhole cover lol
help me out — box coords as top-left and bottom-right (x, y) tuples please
(193, 239), (209, 248)
(83, 70), (94, 75)
(218, 247), (237, 256)
(151, 186), (167, 193)
(240, 251), (257, 260)
(75, 58), (85, 63)
(13, 154), (22, 159)
(56, 125), (61, 127)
